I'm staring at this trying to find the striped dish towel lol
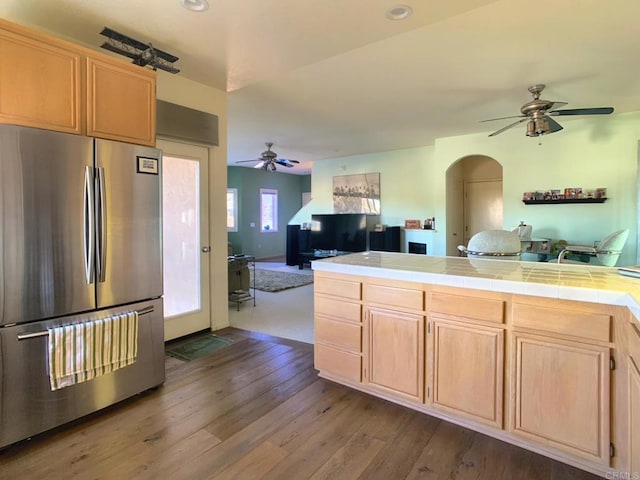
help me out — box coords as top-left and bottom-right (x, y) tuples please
(48, 311), (139, 391)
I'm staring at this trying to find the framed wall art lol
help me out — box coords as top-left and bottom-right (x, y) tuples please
(333, 172), (380, 214)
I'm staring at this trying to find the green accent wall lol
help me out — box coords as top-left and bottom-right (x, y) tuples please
(228, 166), (311, 258)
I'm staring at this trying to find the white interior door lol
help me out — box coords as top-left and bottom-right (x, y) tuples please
(463, 180), (503, 245)
(158, 139), (210, 341)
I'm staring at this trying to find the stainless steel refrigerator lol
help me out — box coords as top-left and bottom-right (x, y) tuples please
(0, 125), (165, 449)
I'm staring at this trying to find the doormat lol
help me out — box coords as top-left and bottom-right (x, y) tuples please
(165, 334), (233, 362)
(251, 268), (314, 293)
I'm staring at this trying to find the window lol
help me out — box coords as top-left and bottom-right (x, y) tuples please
(260, 188), (278, 232)
(227, 188), (238, 232)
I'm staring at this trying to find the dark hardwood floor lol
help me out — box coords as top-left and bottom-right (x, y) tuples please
(0, 328), (598, 479)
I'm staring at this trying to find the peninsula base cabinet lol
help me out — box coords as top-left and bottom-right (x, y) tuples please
(629, 358), (640, 474)
(364, 307), (424, 403)
(313, 273), (363, 383)
(313, 272), (636, 478)
(511, 332), (610, 465)
(627, 319), (640, 474)
(430, 318), (504, 429)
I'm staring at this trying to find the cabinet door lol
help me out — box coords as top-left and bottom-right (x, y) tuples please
(0, 29), (81, 133)
(630, 356), (640, 474)
(366, 307), (424, 402)
(431, 318), (504, 428)
(86, 57), (156, 146)
(512, 332), (610, 465)
(315, 343), (361, 382)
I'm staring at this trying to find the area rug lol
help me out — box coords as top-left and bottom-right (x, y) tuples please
(251, 268), (314, 292)
(165, 334), (233, 361)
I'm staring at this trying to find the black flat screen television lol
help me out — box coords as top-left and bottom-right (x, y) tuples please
(310, 213), (367, 252)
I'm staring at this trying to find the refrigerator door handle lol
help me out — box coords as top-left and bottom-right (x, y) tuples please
(83, 166), (95, 284)
(96, 166), (107, 283)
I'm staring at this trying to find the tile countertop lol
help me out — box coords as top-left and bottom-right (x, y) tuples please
(311, 251), (640, 322)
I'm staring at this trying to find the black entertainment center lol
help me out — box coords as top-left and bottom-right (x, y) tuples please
(287, 213), (396, 268)
(310, 213), (368, 252)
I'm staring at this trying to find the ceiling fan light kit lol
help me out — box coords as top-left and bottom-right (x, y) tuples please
(483, 84), (614, 138)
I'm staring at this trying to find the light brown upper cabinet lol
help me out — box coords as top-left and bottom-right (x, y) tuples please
(0, 27), (82, 134)
(86, 57), (156, 146)
(0, 18), (156, 146)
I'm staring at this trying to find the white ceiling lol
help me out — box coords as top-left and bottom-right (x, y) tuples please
(2, 0), (640, 175)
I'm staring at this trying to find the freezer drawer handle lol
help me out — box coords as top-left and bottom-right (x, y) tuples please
(16, 306), (155, 340)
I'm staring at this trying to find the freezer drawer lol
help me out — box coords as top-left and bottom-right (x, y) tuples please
(0, 299), (165, 449)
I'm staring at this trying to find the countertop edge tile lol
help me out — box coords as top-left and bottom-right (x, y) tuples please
(312, 252), (640, 323)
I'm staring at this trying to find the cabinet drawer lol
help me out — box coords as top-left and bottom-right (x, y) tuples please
(315, 317), (361, 352)
(315, 276), (361, 300)
(315, 343), (361, 382)
(315, 296), (362, 323)
(365, 283), (423, 311)
(430, 292), (504, 323)
(512, 302), (610, 343)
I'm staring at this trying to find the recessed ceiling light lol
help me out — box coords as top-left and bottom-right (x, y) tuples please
(385, 5), (412, 21)
(180, 0), (209, 12)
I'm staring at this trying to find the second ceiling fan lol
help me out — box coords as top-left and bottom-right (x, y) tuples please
(236, 142), (300, 171)
(481, 84), (614, 137)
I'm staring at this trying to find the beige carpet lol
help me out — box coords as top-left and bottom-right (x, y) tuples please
(251, 268), (314, 292)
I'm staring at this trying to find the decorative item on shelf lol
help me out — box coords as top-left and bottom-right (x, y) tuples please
(373, 224), (386, 232)
(522, 187), (608, 204)
(405, 219), (422, 229)
(511, 221), (532, 240)
(423, 217), (436, 230)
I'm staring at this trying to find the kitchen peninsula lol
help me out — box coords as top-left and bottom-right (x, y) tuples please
(312, 251), (640, 478)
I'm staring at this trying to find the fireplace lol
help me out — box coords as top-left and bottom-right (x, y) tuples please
(408, 241), (427, 255)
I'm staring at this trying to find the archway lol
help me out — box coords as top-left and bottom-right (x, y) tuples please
(445, 155), (503, 255)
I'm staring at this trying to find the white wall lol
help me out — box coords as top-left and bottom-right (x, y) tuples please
(295, 112), (640, 266)
(156, 75), (230, 330)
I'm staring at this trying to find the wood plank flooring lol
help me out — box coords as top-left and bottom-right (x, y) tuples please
(0, 328), (598, 479)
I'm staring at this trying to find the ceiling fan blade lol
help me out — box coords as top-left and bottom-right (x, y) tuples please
(488, 117), (529, 137)
(275, 158), (299, 167)
(480, 115), (526, 123)
(235, 159), (261, 163)
(547, 101), (568, 110)
(546, 116), (564, 133)
(275, 160), (295, 168)
(550, 107), (614, 116)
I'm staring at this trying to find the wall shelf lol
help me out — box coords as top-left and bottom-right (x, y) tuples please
(522, 198), (607, 205)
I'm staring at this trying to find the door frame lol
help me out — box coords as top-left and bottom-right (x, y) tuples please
(157, 138), (211, 341)
(463, 178), (504, 245)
